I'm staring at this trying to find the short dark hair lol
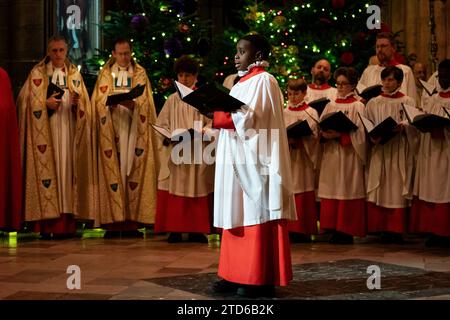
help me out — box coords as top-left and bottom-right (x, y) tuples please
(381, 66), (404, 82)
(287, 78), (307, 92)
(174, 55), (199, 75)
(334, 67), (359, 86)
(113, 38), (133, 51)
(376, 32), (396, 46)
(240, 34), (272, 60)
(438, 59), (450, 89)
(438, 59), (450, 72)
(47, 35), (67, 47)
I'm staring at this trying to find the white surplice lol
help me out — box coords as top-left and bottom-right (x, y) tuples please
(110, 63), (138, 187)
(413, 93), (450, 203)
(305, 84), (337, 103)
(318, 96), (367, 200)
(283, 104), (320, 194)
(46, 63), (75, 214)
(213, 71), (297, 229)
(156, 92), (215, 197)
(421, 71), (442, 109)
(364, 93), (419, 208)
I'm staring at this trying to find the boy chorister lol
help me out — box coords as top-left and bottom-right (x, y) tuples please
(211, 34), (296, 298)
(154, 55), (215, 243)
(410, 59), (450, 247)
(318, 67), (367, 244)
(283, 78), (319, 242)
(365, 66), (418, 244)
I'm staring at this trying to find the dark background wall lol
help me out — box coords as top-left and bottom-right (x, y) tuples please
(0, 0), (55, 95)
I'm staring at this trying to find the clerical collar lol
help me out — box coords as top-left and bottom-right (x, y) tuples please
(113, 64), (132, 88)
(49, 65), (66, 87)
(381, 87), (404, 98)
(114, 64), (132, 72)
(288, 101), (308, 111)
(52, 66), (66, 73)
(309, 83), (331, 90)
(379, 59), (400, 67)
(336, 93), (357, 104)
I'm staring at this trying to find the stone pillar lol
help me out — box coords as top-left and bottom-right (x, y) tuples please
(2, 0), (48, 95)
(386, 0), (449, 76)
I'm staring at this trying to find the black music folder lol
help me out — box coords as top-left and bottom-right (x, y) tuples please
(174, 80), (245, 115)
(106, 84), (146, 106)
(356, 84), (383, 102)
(286, 120), (312, 138)
(402, 103), (450, 133)
(319, 111), (358, 133)
(308, 97), (330, 117)
(46, 82), (65, 99)
(358, 113), (399, 144)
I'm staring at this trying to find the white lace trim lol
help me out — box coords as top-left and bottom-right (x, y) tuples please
(237, 60), (270, 77)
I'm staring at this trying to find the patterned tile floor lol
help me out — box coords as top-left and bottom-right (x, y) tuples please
(1, 232), (450, 300)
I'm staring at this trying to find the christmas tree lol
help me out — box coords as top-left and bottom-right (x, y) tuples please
(214, 0), (404, 91)
(89, 0), (403, 109)
(89, 0), (215, 110)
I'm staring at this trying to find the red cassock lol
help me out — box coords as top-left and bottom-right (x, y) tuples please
(0, 68), (22, 231)
(213, 108), (292, 286)
(155, 190), (213, 233)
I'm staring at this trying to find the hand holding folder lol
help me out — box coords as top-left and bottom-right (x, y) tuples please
(319, 111), (358, 133)
(47, 82), (65, 100)
(174, 80), (245, 117)
(401, 103), (450, 133)
(358, 113), (399, 145)
(106, 84), (146, 106)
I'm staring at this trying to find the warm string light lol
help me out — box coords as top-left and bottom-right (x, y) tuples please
(94, 1), (379, 107)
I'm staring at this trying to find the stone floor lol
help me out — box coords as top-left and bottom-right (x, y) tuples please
(1, 232), (450, 300)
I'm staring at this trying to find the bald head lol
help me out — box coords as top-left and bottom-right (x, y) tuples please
(311, 59), (332, 85)
(413, 63), (427, 82)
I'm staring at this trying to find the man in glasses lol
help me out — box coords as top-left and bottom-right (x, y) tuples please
(358, 32), (417, 102)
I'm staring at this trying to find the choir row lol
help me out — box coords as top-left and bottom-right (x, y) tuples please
(0, 34), (449, 249)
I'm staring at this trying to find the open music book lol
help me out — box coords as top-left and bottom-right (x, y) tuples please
(401, 103), (450, 132)
(106, 84), (146, 106)
(356, 84), (383, 102)
(319, 111), (358, 133)
(174, 80), (245, 115)
(418, 79), (438, 97)
(358, 113), (399, 144)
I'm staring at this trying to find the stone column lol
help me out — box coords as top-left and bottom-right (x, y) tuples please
(2, 0), (48, 95)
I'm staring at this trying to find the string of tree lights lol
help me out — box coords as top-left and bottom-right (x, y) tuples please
(88, 0), (214, 109)
(89, 0), (405, 109)
(219, 0), (406, 89)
